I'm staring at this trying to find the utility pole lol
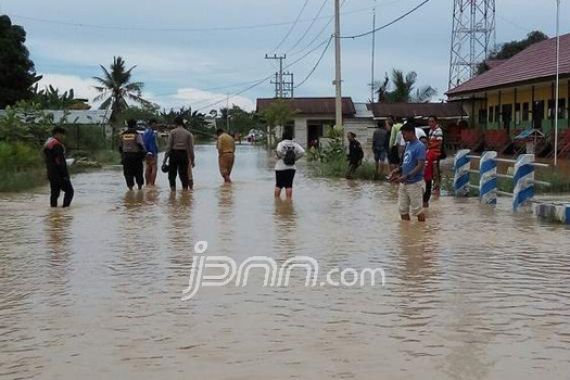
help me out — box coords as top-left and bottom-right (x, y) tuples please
(270, 73), (280, 98)
(265, 54), (287, 98)
(334, 0), (343, 129)
(226, 93), (230, 131)
(370, 0), (377, 102)
(554, 0), (561, 166)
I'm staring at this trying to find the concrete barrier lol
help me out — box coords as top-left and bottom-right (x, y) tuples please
(534, 202), (570, 224)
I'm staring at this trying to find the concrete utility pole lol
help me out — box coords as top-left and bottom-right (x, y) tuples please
(334, 0), (343, 129)
(265, 54), (287, 98)
(554, 0), (561, 166)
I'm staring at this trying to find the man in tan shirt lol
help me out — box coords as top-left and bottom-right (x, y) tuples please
(216, 129), (235, 183)
(165, 117), (195, 191)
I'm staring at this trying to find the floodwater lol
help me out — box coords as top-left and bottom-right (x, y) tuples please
(1, 144), (570, 380)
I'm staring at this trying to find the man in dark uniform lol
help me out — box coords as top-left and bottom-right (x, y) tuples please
(43, 127), (74, 207)
(119, 119), (146, 190)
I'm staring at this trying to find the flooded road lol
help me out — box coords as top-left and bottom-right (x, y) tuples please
(1, 144), (570, 380)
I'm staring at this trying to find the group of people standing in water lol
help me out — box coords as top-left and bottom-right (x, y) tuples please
(43, 114), (443, 222)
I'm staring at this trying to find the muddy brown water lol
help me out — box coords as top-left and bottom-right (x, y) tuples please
(1, 144), (569, 380)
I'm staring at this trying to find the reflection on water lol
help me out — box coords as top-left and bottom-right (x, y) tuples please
(0, 144), (570, 380)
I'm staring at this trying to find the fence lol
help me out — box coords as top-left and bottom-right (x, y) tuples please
(453, 149), (551, 211)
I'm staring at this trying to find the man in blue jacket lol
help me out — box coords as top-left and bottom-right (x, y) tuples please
(143, 119), (159, 187)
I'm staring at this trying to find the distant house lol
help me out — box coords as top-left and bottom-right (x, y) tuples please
(256, 97), (357, 148)
(367, 102), (467, 125)
(256, 97), (467, 151)
(447, 33), (570, 136)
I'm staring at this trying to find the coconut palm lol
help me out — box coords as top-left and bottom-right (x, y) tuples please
(374, 69), (436, 103)
(93, 56), (150, 124)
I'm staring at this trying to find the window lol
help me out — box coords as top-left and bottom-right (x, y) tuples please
(489, 106), (494, 122)
(494, 105), (500, 122)
(522, 102), (530, 121)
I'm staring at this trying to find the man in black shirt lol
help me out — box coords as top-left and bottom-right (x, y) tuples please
(43, 127), (74, 207)
(346, 132), (364, 179)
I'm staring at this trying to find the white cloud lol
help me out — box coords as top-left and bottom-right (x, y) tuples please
(37, 73), (255, 112)
(38, 73), (101, 104)
(151, 88), (255, 112)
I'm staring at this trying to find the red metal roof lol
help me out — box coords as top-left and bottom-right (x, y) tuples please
(256, 97), (356, 116)
(367, 102), (467, 118)
(447, 33), (570, 96)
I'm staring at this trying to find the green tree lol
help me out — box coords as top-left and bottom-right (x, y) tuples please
(32, 85), (90, 110)
(93, 56), (150, 144)
(374, 69), (436, 103)
(477, 31), (549, 74)
(260, 99), (297, 146)
(118, 103), (160, 125)
(0, 15), (41, 108)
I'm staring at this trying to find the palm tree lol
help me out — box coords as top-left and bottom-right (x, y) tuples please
(93, 56), (150, 145)
(374, 69), (436, 103)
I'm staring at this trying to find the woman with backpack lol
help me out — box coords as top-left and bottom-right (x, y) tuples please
(275, 130), (305, 199)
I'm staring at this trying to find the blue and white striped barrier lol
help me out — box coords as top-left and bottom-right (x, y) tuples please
(479, 151), (498, 206)
(512, 154), (535, 211)
(453, 149), (471, 196)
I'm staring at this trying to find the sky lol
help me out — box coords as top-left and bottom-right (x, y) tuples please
(1, 0), (568, 112)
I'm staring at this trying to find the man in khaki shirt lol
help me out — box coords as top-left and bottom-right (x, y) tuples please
(216, 129), (235, 183)
(165, 117), (195, 190)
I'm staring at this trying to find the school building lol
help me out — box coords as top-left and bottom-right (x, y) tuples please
(446, 33), (570, 150)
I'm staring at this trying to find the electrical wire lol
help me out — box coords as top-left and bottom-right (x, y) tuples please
(340, 0), (431, 39)
(193, 38), (332, 112)
(8, 3), (387, 34)
(294, 35), (333, 89)
(287, 0), (328, 53)
(274, 0), (311, 51)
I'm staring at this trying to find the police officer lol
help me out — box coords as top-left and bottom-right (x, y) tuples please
(44, 127), (74, 207)
(119, 119), (146, 190)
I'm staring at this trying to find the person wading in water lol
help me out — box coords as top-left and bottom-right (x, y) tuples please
(164, 116), (195, 191)
(119, 119), (146, 190)
(216, 128), (236, 184)
(43, 127), (74, 207)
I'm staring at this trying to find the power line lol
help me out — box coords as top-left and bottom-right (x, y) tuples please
(274, 0), (311, 51)
(295, 36), (333, 88)
(289, 0), (348, 57)
(194, 38), (331, 112)
(8, 3), (387, 34)
(287, 0), (328, 52)
(340, 0), (431, 39)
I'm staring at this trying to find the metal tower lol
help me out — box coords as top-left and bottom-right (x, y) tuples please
(448, 0), (496, 89)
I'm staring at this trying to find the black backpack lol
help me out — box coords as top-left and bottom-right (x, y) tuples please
(283, 146), (296, 166)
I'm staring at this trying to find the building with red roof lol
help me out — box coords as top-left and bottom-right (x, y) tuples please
(447, 33), (570, 137)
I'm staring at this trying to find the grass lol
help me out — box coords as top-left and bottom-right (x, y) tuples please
(0, 168), (47, 192)
(308, 157), (382, 181)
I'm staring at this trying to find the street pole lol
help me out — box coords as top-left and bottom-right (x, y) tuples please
(554, 0), (560, 166)
(370, 0), (377, 102)
(334, 0), (343, 130)
(226, 94), (230, 131)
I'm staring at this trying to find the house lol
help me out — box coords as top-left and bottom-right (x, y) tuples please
(256, 97), (357, 148)
(447, 33), (570, 137)
(256, 97), (468, 152)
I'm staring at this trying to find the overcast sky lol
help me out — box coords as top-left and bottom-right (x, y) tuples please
(2, 0), (568, 111)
